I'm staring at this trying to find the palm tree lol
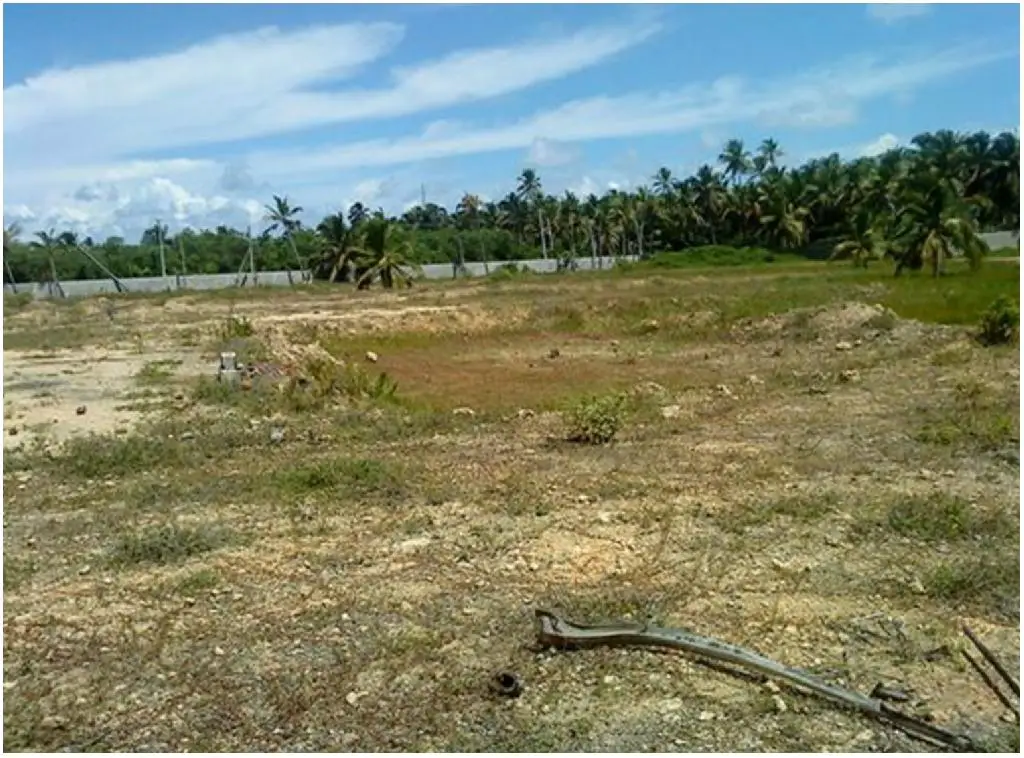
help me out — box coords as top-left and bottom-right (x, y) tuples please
(4, 222), (22, 293)
(264, 195), (306, 281)
(315, 212), (356, 283)
(891, 171), (987, 276)
(352, 217), (419, 290)
(31, 229), (65, 298)
(516, 168), (547, 259)
(719, 139), (751, 186)
(830, 210), (882, 268)
(652, 167), (675, 198)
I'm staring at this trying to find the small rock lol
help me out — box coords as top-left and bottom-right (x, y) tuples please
(269, 427), (285, 444)
(824, 532), (843, 547)
(603, 675), (617, 685)
(41, 715), (67, 729)
(180, 430), (195, 440)
(715, 384), (735, 398)
(772, 695), (788, 713)
(547, 348), (560, 359)
(214, 646), (225, 656)
(75, 405), (87, 415)
(396, 537), (431, 553)
(764, 681), (781, 694)
(698, 710), (716, 721)
(908, 578), (926, 595)
(747, 374), (763, 385)
(596, 512), (613, 525)
(838, 369), (860, 383)
(365, 351), (379, 363)
(527, 562), (539, 572)
(640, 319), (660, 333)
(835, 341), (853, 351)
(78, 564), (91, 575)
(345, 691), (365, 706)
(452, 407), (475, 416)
(517, 408), (535, 419)
(660, 404), (682, 419)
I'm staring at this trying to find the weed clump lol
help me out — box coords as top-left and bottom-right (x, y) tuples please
(565, 393), (626, 444)
(109, 523), (234, 567)
(978, 295), (1019, 346)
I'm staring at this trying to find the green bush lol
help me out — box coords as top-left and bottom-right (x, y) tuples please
(978, 295), (1019, 346)
(565, 393), (626, 444)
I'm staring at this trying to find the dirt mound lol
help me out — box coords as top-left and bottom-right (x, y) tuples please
(736, 301), (904, 343)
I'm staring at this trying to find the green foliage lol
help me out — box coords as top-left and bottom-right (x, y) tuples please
(978, 295), (1019, 346)
(109, 523), (235, 567)
(885, 494), (1013, 542)
(218, 313), (255, 341)
(3, 129), (1016, 284)
(565, 393), (626, 445)
(641, 245), (802, 268)
(275, 457), (406, 501)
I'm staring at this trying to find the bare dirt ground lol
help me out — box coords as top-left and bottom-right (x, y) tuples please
(2, 264), (1020, 752)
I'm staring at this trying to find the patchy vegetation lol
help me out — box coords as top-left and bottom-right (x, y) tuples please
(3, 259), (1019, 752)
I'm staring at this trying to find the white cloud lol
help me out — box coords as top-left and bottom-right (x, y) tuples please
(866, 3), (931, 25)
(859, 132), (902, 157)
(525, 138), (581, 168)
(245, 43), (1010, 177)
(4, 20), (659, 170)
(3, 18), (1011, 239)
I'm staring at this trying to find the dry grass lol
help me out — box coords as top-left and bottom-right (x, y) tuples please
(3, 262), (1020, 752)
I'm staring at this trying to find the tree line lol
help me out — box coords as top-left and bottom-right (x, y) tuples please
(3, 128), (1018, 290)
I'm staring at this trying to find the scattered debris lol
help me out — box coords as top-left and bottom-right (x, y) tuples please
(364, 351), (379, 363)
(489, 671), (523, 699)
(534, 609), (976, 750)
(961, 624), (1020, 719)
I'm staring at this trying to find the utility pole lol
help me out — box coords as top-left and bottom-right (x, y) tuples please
(156, 218), (168, 289)
(178, 233), (187, 289)
(248, 225), (256, 284)
(421, 183), (427, 207)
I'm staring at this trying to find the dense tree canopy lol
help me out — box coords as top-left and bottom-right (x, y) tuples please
(3, 129), (1018, 288)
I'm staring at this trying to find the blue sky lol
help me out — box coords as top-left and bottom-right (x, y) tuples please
(3, 2), (1019, 242)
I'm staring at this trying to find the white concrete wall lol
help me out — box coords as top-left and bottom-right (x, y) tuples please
(3, 256), (626, 299)
(4, 230), (1017, 300)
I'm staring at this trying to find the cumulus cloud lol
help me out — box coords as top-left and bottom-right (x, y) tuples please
(859, 132), (902, 156)
(525, 138), (581, 168)
(866, 3), (931, 25)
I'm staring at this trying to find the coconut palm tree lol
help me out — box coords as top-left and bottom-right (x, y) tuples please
(516, 168), (547, 259)
(315, 212), (357, 283)
(353, 217), (419, 290)
(264, 195), (306, 281)
(31, 229), (65, 298)
(719, 139), (751, 186)
(4, 222), (22, 293)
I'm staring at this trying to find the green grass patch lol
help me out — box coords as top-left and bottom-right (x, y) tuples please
(720, 492), (839, 533)
(635, 245), (807, 269)
(134, 359), (181, 386)
(274, 457), (408, 502)
(108, 522), (236, 567)
(924, 550), (1019, 616)
(883, 494), (1015, 542)
(916, 380), (1017, 452)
